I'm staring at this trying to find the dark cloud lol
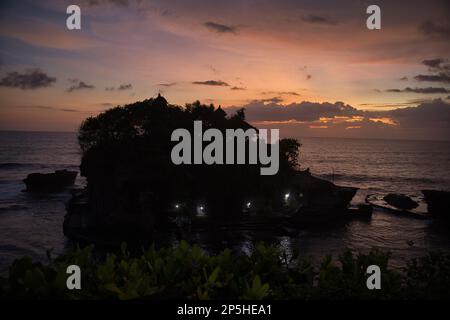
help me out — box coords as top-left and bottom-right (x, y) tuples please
(230, 86), (246, 90)
(399, 76), (408, 81)
(192, 80), (229, 86)
(61, 108), (79, 112)
(158, 82), (177, 87)
(414, 73), (450, 83)
(106, 83), (133, 91)
(226, 99), (450, 133)
(422, 58), (447, 69)
(67, 80), (95, 92)
(240, 99), (450, 140)
(118, 83), (132, 90)
(252, 97), (284, 104)
(387, 87), (450, 94)
(233, 100), (360, 122)
(302, 15), (337, 26)
(306, 74), (312, 80)
(418, 21), (450, 39)
(0, 69), (56, 90)
(203, 22), (237, 34)
(261, 91), (300, 96)
(87, 0), (129, 7)
(415, 58), (450, 84)
(388, 99), (450, 128)
(404, 87), (450, 94)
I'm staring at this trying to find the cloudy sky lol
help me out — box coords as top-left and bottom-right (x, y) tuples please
(0, 0), (449, 140)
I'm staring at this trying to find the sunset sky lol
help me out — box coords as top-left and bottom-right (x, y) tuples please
(0, 0), (449, 140)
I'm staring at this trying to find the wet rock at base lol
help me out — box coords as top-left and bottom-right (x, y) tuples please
(422, 190), (450, 218)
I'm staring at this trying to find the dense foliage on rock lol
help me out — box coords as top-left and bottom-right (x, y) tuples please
(76, 95), (301, 231)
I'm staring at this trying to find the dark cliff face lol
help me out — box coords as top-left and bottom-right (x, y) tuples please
(75, 96), (299, 232)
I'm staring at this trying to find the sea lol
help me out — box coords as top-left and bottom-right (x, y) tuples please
(1, 131), (450, 272)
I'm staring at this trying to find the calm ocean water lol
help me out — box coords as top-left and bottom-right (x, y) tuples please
(0, 131), (450, 271)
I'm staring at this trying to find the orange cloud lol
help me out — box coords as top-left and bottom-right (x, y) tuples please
(253, 120), (306, 125)
(346, 116), (364, 122)
(319, 116), (365, 124)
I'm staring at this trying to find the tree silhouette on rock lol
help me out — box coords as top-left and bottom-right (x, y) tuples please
(77, 95), (300, 232)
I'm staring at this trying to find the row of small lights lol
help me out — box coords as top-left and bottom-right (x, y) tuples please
(173, 193), (292, 214)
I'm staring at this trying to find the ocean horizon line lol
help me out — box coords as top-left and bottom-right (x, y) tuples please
(1, 129), (449, 143)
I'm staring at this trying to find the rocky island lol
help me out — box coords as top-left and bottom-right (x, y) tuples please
(63, 95), (360, 243)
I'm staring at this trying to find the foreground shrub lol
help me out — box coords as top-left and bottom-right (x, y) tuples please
(0, 241), (449, 300)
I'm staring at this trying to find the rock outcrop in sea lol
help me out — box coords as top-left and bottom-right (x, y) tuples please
(23, 170), (77, 193)
(62, 95), (359, 243)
